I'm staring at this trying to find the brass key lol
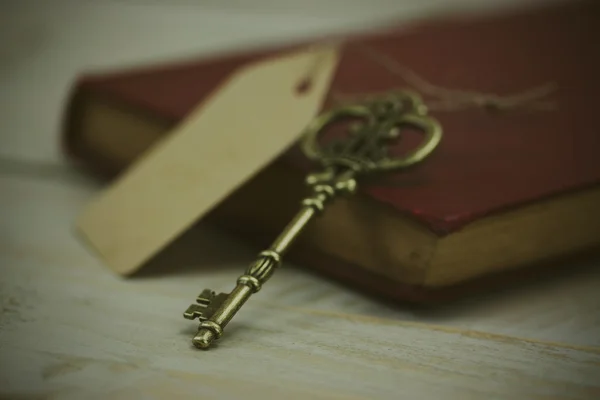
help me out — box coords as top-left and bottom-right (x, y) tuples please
(183, 90), (442, 349)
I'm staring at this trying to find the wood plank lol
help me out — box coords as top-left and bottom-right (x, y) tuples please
(2, 308), (598, 399)
(2, 170), (599, 344)
(1, 172), (599, 398)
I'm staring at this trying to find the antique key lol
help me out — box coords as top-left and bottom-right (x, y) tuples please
(183, 90), (442, 349)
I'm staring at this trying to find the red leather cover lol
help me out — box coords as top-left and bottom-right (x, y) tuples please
(64, 0), (600, 236)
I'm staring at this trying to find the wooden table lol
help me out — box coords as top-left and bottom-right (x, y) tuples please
(1, 1), (599, 399)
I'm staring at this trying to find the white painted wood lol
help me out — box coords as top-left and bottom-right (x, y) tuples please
(1, 173), (599, 398)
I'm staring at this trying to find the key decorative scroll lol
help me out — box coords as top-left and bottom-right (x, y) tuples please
(183, 90), (443, 349)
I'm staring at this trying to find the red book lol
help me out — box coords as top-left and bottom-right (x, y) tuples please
(63, 0), (600, 303)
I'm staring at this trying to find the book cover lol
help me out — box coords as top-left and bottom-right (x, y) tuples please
(62, 0), (600, 302)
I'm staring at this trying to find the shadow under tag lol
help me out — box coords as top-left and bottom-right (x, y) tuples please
(75, 45), (341, 275)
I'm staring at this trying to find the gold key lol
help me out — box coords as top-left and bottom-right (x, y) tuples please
(183, 90), (442, 349)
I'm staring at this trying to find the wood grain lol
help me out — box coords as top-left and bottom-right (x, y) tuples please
(1, 173), (599, 399)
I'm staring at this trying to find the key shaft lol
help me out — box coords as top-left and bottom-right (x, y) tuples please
(191, 169), (355, 349)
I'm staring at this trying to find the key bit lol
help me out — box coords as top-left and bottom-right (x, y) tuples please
(183, 289), (228, 322)
(186, 251), (282, 349)
(183, 90), (443, 350)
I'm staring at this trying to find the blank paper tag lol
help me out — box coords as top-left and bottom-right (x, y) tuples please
(76, 45), (340, 275)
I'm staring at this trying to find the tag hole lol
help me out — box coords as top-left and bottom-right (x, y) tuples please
(295, 78), (313, 96)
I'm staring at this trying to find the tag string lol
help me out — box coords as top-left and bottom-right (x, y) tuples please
(327, 43), (557, 113)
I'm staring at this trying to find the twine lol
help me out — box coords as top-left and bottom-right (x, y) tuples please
(329, 43), (557, 112)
